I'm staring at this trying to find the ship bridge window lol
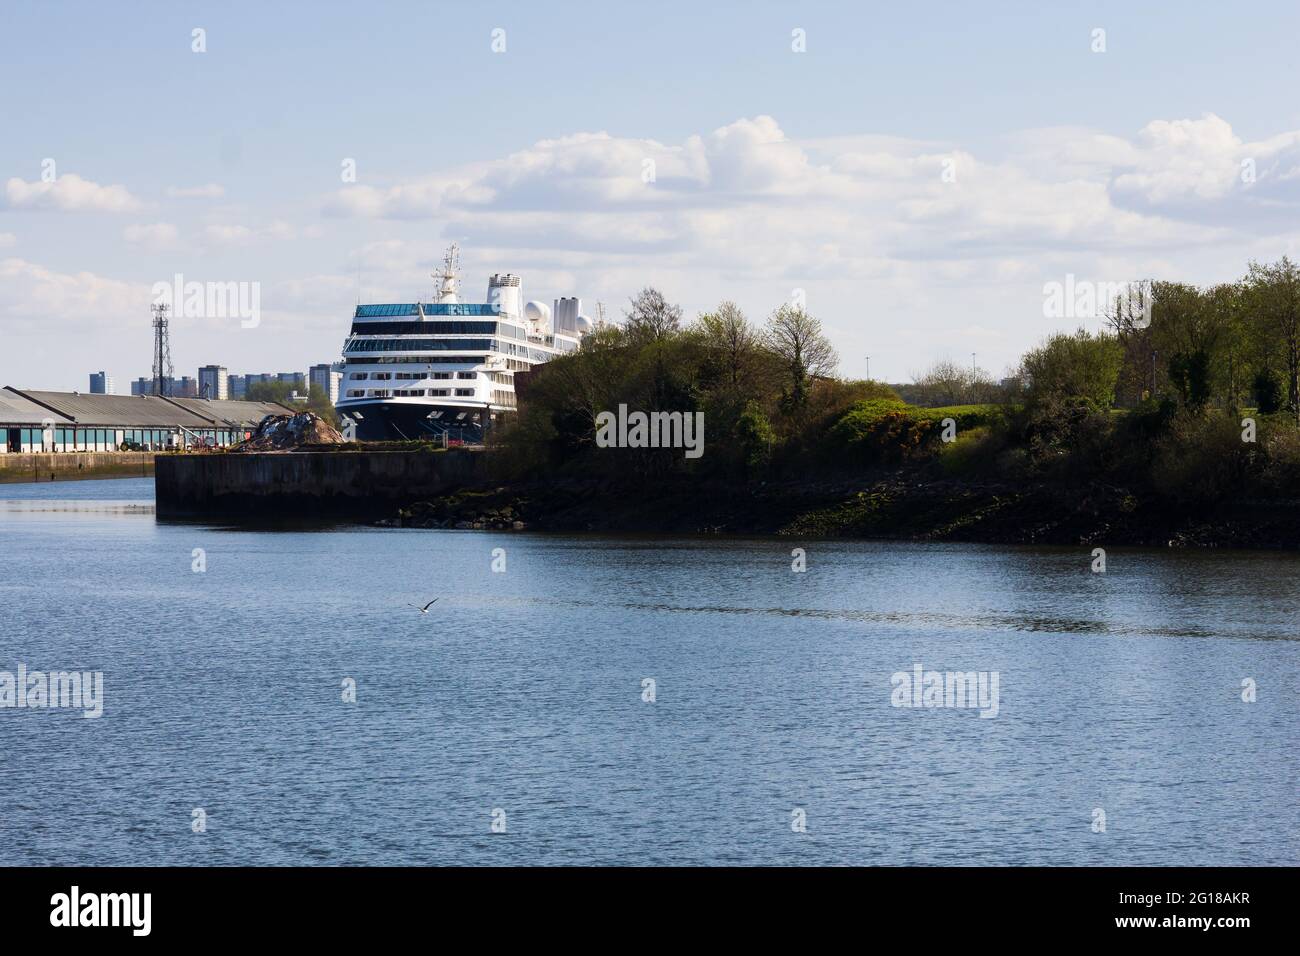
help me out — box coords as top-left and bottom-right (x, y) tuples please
(353, 303), (500, 319)
(354, 304), (419, 318)
(418, 303), (498, 317)
(344, 338), (496, 354)
(456, 372), (477, 380)
(350, 321), (500, 336)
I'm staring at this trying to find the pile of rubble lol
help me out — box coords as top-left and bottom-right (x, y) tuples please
(233, 412), (346, 451)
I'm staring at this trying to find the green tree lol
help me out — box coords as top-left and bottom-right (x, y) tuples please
(1167, 350), (1212, 409)
(1245, 257), (1300, 422)
(734, 400), (775, 474)
(244, 380), (299, 406)
(305, 384), (340, 426)
(695, 301), (765, 395)
(1254, 370), (1282, 413)
(1019, 329), (1123, 410)
(765, 304), (838, 413)
(623, 288), (683, 346)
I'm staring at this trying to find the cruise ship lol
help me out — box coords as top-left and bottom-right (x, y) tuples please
(335, 245), (593, 442)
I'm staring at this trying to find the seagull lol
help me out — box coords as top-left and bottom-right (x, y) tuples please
(408, 599), (439, 614)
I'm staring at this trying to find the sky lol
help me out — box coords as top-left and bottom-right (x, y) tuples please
(3, 0), (1300, 391)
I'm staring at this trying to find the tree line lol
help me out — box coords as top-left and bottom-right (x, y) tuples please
(494, 287), (871, 478)
(493, 256), (1300, 504)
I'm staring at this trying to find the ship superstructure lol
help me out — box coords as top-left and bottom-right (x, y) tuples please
(335, 245), (592, 442)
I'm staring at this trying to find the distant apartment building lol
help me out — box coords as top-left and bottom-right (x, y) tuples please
(309, 363), (342, 404)
(129, 375), (194, 397)
(198, 365), (229, 401)
(227, 372), (306, 401)
(88, 371), (114, 395)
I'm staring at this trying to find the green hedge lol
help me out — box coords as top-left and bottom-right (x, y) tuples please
(826, 400), (1004, 465)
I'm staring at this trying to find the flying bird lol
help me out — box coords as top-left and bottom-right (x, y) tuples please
(408, 599), (439, 614)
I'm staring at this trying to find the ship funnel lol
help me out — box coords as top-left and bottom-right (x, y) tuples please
(487, 273), (522, 317)
(553, 296), (582, 336)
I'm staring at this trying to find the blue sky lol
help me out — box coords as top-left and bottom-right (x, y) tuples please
(3, 0), (1300, 389)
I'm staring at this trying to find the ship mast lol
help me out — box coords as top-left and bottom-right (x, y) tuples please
(433, 243), (460, 304)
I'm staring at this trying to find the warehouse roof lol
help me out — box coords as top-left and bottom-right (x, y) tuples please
(161, 396), (295, 428)
(1, 387), (289, 429)
(0, 388), (73, 426)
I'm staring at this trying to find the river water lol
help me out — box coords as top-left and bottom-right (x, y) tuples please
(0, 477), (1295, 865)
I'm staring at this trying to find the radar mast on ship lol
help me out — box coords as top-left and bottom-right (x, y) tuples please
(433, 243), (461, 304)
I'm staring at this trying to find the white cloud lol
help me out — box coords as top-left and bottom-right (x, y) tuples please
(1102, 113), (1300, 224)
(4, 173), (144, 213)
(322, 173), (491, 219)
(0, 258), (149, 330)
(203, 224), (254, 245)
(201, 220), (298, 246)
(0, 233), (15, 249)
(123, 222), (179, 249)
(10, 113), (1300, 385)
(319, 113), (1272, 267)
(304, 112), (1300, 380)
(165, 183), (225, 199)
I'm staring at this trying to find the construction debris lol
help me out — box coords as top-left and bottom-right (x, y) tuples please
(232, 412), (346, 451)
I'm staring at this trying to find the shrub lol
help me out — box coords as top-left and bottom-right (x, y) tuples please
(825, 400), (1007, 468)
(938, 425), (1001, 476)
(1149, 411), (1258, 504)
(734, 401), (776, 475)
(1167, 349), (1212, 408)
(1020, 330), (1123, 411)
(1254, 371), (1282, 414)
(1021, 396), (1115, 477)
(914, 404), (1004, 431)
(826, 399), (938, 465)
(1257, 420), (1300, 492)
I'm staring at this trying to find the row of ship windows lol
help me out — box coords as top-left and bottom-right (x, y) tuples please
(343, 357), (531, 372)
(344, 338), (571, 360)
(350, 371), (478, 381)
(345, 388), (477, 399)
(354, 303), (499, 318)
(349, 321), (529, 340)
(344, 338), (494, 353)
(344, 355), (483, 365)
